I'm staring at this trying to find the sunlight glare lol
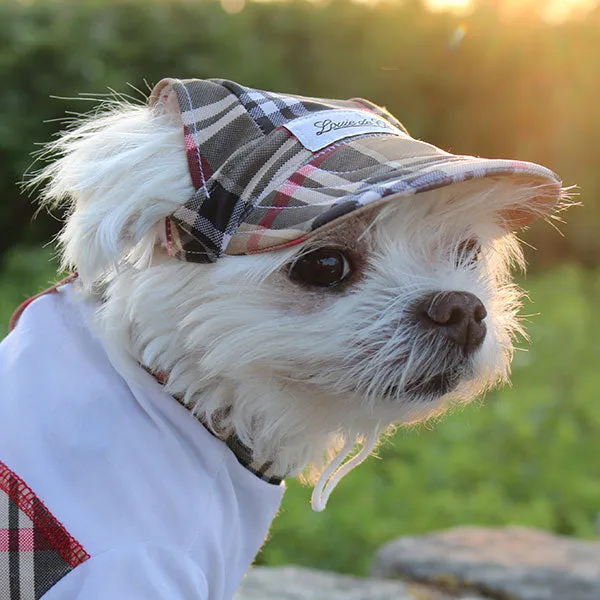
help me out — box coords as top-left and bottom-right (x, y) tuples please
(449, 23), (468, 48)
(425, 0), (473, 14)
(542, 0), (598, 22)
(221, 0), (246, 14)
(423, 0), (598, 21)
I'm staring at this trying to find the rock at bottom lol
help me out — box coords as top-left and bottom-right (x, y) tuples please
(235, 565), (491, 600)
(371, 526), (600, 600)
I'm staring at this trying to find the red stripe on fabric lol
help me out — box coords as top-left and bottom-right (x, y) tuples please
(259, 158), (324, 225)
(0, 461), (90, 568)
(246, 142), (341, 253)
(310, 143), (340, 166)
(274, 141), (338, 193)
(8, 297), (36, 332)
(0, 529), (53, 552)
(287, 170), (311, 187)
(8, 273), (79, 332)
(186, 151), (204, 190)
(183, 127), (211, 191)
(260, 190), (297, 228)
(246, 226), (268, 254)
(200, 153), (213, 180)
(246, 192), (295, 253)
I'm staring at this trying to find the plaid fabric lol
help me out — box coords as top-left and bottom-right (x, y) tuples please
(0, 461), (90, 600)
(219, 433), (282, 486)
(150, 77), (562, 263)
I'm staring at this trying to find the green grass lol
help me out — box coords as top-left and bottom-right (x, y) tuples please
(1, 249), (599, 576)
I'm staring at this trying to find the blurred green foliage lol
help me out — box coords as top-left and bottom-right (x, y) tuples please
(0, 246), (58, 338)
(0, 0), (597, 267)
(1, 250), (599, 575)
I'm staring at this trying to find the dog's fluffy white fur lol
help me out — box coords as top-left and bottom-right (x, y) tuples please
(32, 100), (559, 509)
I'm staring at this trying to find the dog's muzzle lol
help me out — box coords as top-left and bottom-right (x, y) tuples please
(382, 291), (487, 399)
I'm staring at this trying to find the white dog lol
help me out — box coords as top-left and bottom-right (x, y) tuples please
(0, 78), (565, 600)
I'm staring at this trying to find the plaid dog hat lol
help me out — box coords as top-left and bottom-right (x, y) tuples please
(150, 78), (562, 263)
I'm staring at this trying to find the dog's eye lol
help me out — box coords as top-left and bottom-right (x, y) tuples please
(289, 248), (351, 288)
(456, 239), (482, 266)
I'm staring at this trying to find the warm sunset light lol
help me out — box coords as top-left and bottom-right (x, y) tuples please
(542, 0), (598, 21)
(221, 0), (246, 13)
(423, 0), (598, 21)
(425, 0), (473, 13)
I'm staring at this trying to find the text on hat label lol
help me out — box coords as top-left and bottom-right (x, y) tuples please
(282, 109), (406, 152)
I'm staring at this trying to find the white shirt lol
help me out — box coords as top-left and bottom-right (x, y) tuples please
(0, 285), (284, 599)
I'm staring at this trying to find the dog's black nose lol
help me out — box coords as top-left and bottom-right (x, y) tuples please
(419, 291), (487, 355)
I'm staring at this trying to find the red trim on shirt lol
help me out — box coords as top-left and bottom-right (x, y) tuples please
(9, 273), (79, 332)
(0, 460), (90, 568)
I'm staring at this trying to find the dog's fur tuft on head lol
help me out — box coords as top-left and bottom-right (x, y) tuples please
(30, 99), (564, 510)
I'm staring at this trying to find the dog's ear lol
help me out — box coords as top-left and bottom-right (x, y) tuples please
(33, 91), (192, 287)
(149, 79), (182, 116)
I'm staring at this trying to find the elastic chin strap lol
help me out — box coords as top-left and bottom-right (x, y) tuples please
(311, 430), (381, 512)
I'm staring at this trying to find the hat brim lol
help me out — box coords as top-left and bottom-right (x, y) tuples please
(229, 151), (562, 256)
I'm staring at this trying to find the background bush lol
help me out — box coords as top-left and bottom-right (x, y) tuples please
(1, 0), (599, 578)
(0, 0), (598, 267)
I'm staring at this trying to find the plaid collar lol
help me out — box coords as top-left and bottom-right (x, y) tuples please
(150, 77), (562, 264)
(212, 430), (283, 486)
(147, 369), (284, 486)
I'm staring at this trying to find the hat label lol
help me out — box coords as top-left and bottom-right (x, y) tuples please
(283, 109), (406, 152)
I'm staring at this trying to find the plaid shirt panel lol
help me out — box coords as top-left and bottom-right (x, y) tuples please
(0, 461), (90, 600)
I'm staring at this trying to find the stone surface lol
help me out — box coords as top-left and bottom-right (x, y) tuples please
(371, 526), (600, 600)
(235, 566), (492, 600)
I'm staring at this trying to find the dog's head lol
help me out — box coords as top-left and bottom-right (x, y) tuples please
(33, 79), (566, 509)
